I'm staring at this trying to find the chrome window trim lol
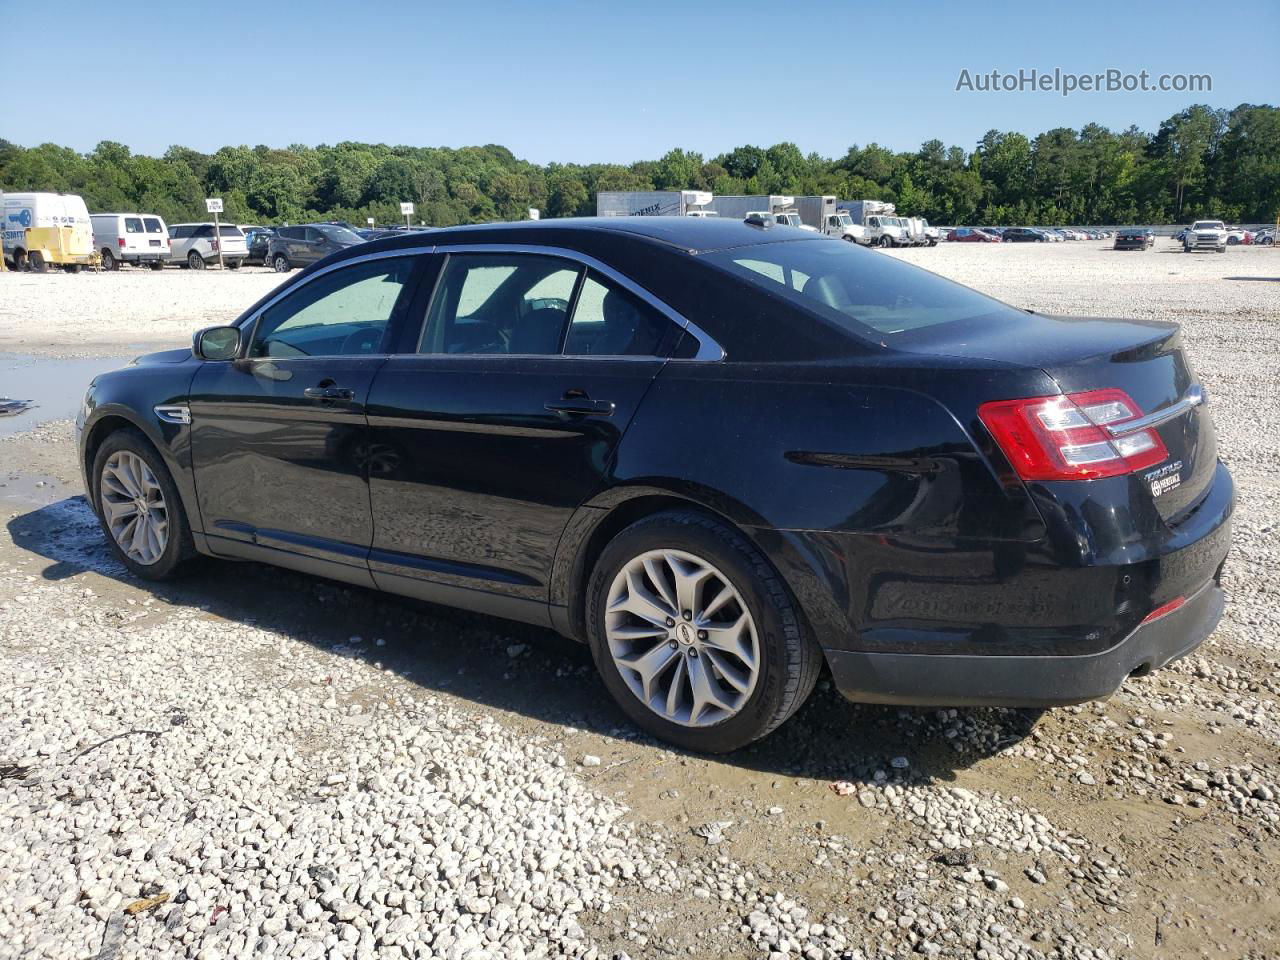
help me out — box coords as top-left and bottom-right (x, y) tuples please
(1105, 384), (1205, 438)
(232, 242), (727, 363)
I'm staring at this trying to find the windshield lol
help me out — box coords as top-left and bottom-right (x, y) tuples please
(1191, 221), (1223, 230)
(835, 213), (853, 226)
(317, 225), (363, 243)
(705, 239), (1014, 340)
(781, 214), (802, 227)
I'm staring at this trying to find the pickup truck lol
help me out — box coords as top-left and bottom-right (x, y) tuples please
(1183, 220), (1228, 253)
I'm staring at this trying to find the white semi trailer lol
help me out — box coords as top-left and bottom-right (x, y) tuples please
(595, 191), (716, 217)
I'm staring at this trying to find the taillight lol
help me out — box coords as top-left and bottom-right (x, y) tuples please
(979, 388), (1168, 481)
(117, 237), (126, 248)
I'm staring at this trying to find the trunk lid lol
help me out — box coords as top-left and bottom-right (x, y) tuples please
(902, 313), (1216, 524)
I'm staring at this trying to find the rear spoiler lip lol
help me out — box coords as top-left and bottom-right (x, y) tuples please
(1105, 384), (1204, 438)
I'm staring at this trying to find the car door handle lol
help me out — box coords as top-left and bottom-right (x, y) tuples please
(545, 398), (615, 417)
(304, 386), (355, 401)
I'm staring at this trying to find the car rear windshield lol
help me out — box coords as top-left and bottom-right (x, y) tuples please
(702, 239), (1014, 341)
(219, 226), (244, 237)
(144, 218), (164, 233)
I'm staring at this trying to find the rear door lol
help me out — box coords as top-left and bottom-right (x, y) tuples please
(364, 249), (682, 613)
(143, 217), (168, 257)
(122, 216), (147, 258)
(189, 252), (429, 582)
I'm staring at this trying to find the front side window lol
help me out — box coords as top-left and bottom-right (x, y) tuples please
(420, 254), (579, 355)
(250, 257), (418, 358)
(317, 225), (362, 244)
(564, 270), (673, 356)
(125, 217), (144, 233)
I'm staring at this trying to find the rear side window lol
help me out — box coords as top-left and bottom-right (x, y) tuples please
(144, 218), (163, 233)
(125, 217), (144, 233)
(420, 254), (580, 356)
(704, 240), (1015, 340)
(564, 271), (674, 356)
(195, 225), (214, 238)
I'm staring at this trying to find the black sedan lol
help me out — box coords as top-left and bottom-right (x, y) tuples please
(1114, 228), (1155, 250)
(77, 218), (1233, 753)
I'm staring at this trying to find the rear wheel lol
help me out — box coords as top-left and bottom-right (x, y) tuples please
(101, 249), (117, 271)
(272, 254), (290, 273)
(226, 259), (241, 270)
(149, 260), (164, 271)
(29, 252), (47, 273)
(92, 430), (195, 580)
(586, 510), (822, 753)
(63, 264), (82, 274)
(188, 251), (205, 270)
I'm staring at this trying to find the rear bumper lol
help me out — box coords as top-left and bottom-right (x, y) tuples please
(827, 578), (1224, 707)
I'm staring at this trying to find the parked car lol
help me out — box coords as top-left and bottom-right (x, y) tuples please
(266, 223), (365, 272)
(1224, 228), (1252, 245)
(1255, 227), (1276, 246)
(168, 223), (249, 269)
(1001, 227), (1046, 243)
(1114, 228), (1155, 251)
(949, 228), (1001, 242)
(1184, 220), (1228, 253)
(91, 213), (170, 270)
(74, 218), (1234, 752)
(243, 228), (275, 266)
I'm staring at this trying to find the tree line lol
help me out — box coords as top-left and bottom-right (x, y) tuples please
(1, 103), (1275, 228)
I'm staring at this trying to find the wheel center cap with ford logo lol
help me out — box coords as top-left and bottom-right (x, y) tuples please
(675, 622), (695, 645)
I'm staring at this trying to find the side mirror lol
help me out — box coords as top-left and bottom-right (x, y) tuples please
(193, 325), (242, 361)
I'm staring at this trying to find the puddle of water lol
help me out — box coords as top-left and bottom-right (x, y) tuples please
(0, 471), (66, 508)
(0, 353), (130, 438)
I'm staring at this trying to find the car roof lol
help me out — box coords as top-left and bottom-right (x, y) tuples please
(356, 216), (811, 257)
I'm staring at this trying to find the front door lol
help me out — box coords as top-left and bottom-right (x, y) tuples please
(189, 253), (427, 585)
(364, 250), (682, 615)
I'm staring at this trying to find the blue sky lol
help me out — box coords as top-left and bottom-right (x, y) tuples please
(3, 0), (1275, 162)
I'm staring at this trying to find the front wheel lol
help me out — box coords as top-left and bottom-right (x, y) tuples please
(586, 511), (822, 753)
(92, 430), (196, 579)
(188, 251), (205, 270)
(272, 254), (291, 273)
(877, 235), (893, 248)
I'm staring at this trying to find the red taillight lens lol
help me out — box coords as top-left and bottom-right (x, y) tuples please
(117, 237), (126, 248)
(1141, 596), (1186, 624)
(979, 388), (1168, 481)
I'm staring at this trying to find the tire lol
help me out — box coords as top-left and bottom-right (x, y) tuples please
(1227, 236), (1239, 246)
(585, 510), (822, 753)
(29, 251), (47, 273)
(12, 249), (26, 271)
(91, 429), (196, 580)
(101, 249), (117, 271)
(841, 234), (857, 243)
(188, 251), (205, 270)
(272, 254), (291, 273)
(63, 264), (82, 274)
(226, 259), (241, 270)
(877, 235), (893, 248)
(1217, 246), (1226, 254)
(149, 261), (165, 271)
(1261, 237), (1274, 246)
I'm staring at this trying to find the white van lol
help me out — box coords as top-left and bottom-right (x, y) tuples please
(91, 213), (171, 270)
(2, 192), (94, 270)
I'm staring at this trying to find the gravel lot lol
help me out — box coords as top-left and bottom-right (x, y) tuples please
(1, 242), (1278, 960)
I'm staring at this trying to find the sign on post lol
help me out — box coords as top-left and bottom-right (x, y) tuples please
(205, 198), (225, 270)
(366, 217), (375, 227)
(400, 202), (414, 229)
(528, 208), (540, 221)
